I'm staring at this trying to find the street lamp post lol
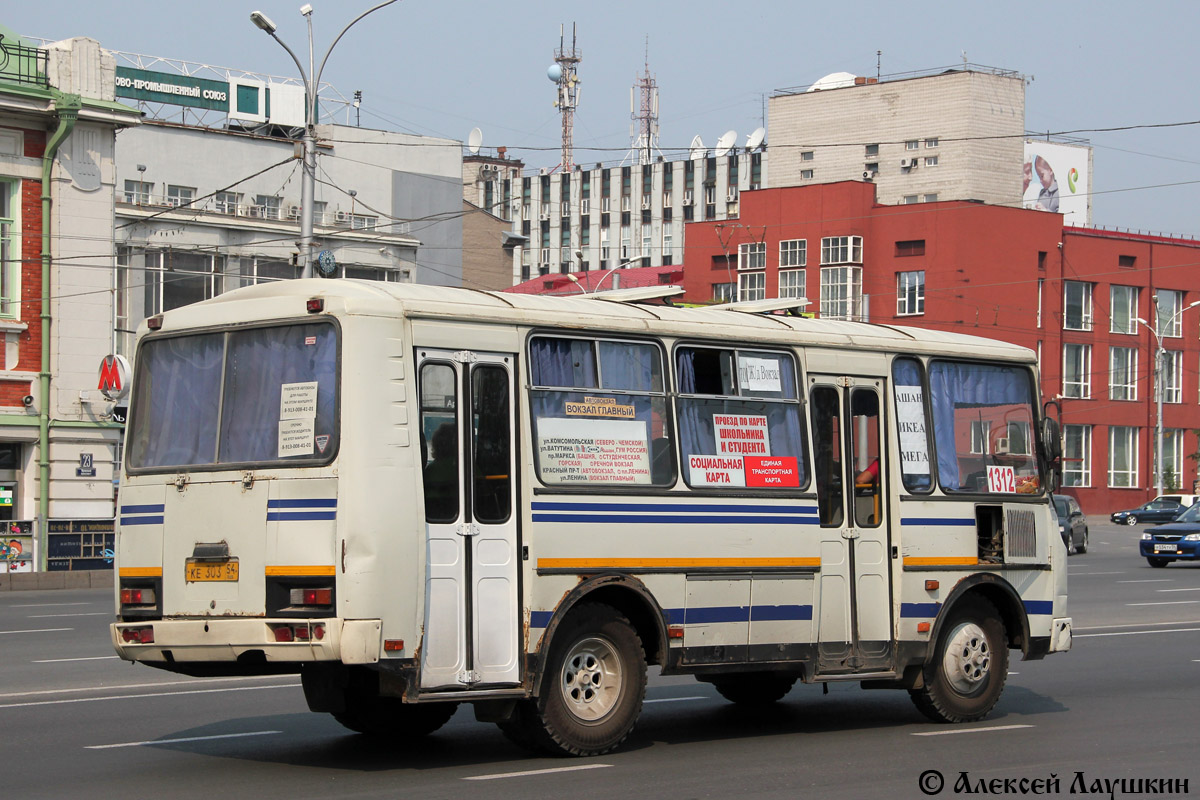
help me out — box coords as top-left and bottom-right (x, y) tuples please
(1134, 295), (1200, 496)
(251, 2), (398, 279)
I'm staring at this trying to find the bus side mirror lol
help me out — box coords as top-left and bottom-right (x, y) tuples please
(1040, 417), (1062, 492)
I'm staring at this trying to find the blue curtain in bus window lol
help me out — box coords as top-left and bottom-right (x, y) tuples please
(928, 361), (1032, 491)
(598, 341), (661, 392)
(892, 358), (932, 492)
(218, 324), (338, 463)
(128, 333), (224, 468)
(529, 338), (596, 387)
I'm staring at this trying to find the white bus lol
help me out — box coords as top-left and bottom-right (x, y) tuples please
(112, 280), (1071, 756)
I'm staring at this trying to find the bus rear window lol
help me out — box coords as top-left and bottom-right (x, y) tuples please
(127, 322), (338, 470)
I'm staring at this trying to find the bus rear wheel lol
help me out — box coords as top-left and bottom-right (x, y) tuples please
(332, 695), (458, 739)
(711, 674), (797, 706)
(909, 596), (1008, 723)
(506, 602), (646, 757)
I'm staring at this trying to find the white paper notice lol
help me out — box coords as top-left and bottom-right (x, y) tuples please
(688, 454), (746, 487)
(280, 382), (319, 420)
(537, 417), (651, 484)
(894, 384), (930, 476)
(737, 356), (783, 393)
(279, 418), (315, 457)
(713, 414), (771, 456)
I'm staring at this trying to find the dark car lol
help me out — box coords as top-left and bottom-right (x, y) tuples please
(1110, 499), (1183, 526)
(1140, 501), (1200, 567)
(1053, 494), (1088, 554)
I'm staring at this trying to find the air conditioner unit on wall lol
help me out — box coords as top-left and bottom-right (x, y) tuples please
(900, 158), (916, 168)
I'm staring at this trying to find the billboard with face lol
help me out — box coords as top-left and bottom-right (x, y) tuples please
(1023, 141), (1091, 226)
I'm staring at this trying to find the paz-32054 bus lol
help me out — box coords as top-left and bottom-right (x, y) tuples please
(112, 280), (1071, 756)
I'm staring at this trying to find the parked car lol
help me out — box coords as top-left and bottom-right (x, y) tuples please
(1053, 494), (1088, 554)
(1140, 501), (1200, 567)
(1110, 499), (1184, 526)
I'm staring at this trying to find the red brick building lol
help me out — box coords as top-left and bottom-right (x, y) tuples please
(683, 181), (1200, 513)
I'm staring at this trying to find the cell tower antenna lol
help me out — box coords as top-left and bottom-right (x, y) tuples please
(625, 36), (661, 166)
(548, 23), (582, 172)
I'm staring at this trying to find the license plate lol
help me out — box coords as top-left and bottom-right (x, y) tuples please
(1154, 544), (1178, 552)
(185, 559), (239, 582)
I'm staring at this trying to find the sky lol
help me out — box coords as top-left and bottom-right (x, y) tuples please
(6, 1), (1200, 237)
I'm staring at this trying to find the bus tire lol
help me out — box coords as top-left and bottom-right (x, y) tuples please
(909, 596), (1008, 724)
(711, 674), (797, 706)
(524, 602), (646, 757)
(332, 696), (459, 739)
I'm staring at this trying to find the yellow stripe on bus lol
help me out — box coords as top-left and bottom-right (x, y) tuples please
(265, 565), (337, 576)
(118, 567), (163, 577)
(903, 556), (979, 567)
(537, 557), (820, 570)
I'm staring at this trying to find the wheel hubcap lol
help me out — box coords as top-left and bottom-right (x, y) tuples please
(942, 621), (991, 695)
(560, 635), (623, 723)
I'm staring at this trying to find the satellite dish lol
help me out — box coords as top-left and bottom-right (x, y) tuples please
(547, 64), (563, 83)
(689, 135), (705, 160)
(807, 71), (857, 92)
(746, 126), (766, 151)
(467, 127), (482, 155)
(715, 130), (737, 156)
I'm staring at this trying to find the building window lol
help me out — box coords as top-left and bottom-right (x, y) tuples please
(1110, 285), (1139, 334)
(712, 282), (734, 303)
(1163, 350), (1183, 403)
(923, 193), (938, 202)
(1109, 346), (1138, 401)
(902, 195), (919, 205)
(214, 191), (242, 215)
(1156, 429), (1185, 490)
(1063, 281), (1093, 331)
(641, 231), (653, 262)
(801, 151), (814, 161)
(865, 144), (879, 158)
(924, 156), (939, 167)
(905, 140), (919, 151)
(620, 227), (631, 261)
(819, 266), (863, 321)
(662, 228), (672, 259)
(778, 269), (805, 299)
(925, 138), (939, 148)
(737, 271), (765, 302)
(145, 249), (223, 315)
(738, 242), (765, 270)
(1118, 254), (1136, 268)
(970, 420), (991, 455)
(801, 169), (814, 180)
(820, 235), (863, 265)
(0, 180), (19, 318)
(349, 214), (377, 230)
(1108, 426), (1138, 488)
(779, 239), (806, 268)
(166, 185), (196, 208)
(1063, 343), (1091, 399)
(252, 195), (282, 220)
(895, 239), (925, 257)
(1156, 290), (1185, 338)
(124, 180), (153, 205)
(896, 271), (925, 316)
(1062, 424), (1091, 487)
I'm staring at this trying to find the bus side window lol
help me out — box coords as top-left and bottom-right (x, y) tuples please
(850, 388), (881, 527)
(810, 386), (844, 527)
(420, 363), (459, 523)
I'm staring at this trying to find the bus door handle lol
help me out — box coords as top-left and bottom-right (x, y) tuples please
(841, 528), (860, 540)
(456, 522), (480, 537)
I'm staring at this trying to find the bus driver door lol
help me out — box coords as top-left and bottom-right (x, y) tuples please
(417, 350), (520, 690)
(809, 376), (893, 675)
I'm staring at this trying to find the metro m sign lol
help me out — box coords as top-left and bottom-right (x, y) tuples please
(98, 355), (131, 401)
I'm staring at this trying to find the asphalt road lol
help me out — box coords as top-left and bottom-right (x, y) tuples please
(3, 521), (1197, 799)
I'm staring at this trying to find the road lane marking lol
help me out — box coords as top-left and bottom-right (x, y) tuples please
(27, 612), (111, 618)
(644, 696), (706, 704)
(0, 674), (296, 699)
(1126, 601), (1200, 606)
(1118, 579), (1174, 583)
(1075, 619), (1200, 630)
(465, 764), (613, 781)
(0, 627), (72, 636)
(912, 724), (1033, 737)
(1065, 571), (1125, 576)
(1157, 587), (1200, 593)
(0, 683), (299, 709)
(86, 730), (282, 750)
(32, 656), (120, 664)
(1075, 627), (1200, 638)
(7, 602), (93, 608)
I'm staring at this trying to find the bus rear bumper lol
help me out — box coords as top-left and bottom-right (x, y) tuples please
(111, 618), (383, 667)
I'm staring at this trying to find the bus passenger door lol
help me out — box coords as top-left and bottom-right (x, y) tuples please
(417, 350), (520, 690)
(809, 377), (893, 675)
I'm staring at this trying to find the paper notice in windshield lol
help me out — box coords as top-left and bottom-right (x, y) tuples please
(280, 382), (319, 420)
(279, 418), (315, 457)
(894, 384), (930, 476)
(537, 417), (651, 484)
(737, 356), (783, 393)
(713, 414), (771, 456)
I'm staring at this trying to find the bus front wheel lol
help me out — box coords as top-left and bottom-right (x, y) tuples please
(506, 602), (646, 757)
(909, 596), (1008, 724)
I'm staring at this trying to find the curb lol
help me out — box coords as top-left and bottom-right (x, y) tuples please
(0, 570), (114, 592)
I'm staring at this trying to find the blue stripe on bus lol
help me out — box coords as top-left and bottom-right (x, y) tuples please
(120, 516), (164, 526)
(1024, 600), (1053, 615)
(268, 499), (338, 509)
(532, 501), (816, 514)
(120, 504), (165, 514)
(749, 604), (814, 621)
(267, 511), (338, 522)
(900, 518), (977, 527)
(528, 604), (814, 630)
(532, 513), (816, 525)
(900, 602), (942, 618)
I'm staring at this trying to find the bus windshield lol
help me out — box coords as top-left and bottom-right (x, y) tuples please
(126, 321), (338, 471)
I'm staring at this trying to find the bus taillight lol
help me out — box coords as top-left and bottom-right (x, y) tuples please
(120, 587), (156, 605)
(289, 587), (333, 607)
(120, 626), (154, 644)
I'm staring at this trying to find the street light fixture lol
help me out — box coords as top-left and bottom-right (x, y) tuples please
(250, 1), (398, 278)
(1133, 295), (1200, 496)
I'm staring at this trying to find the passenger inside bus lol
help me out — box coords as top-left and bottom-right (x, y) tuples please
(424, 422), (459, 522)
